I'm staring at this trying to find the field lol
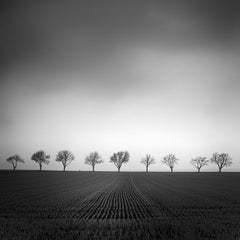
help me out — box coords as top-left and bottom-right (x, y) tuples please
(0, 171), (240, 239)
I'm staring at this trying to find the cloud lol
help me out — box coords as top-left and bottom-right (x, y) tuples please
(0, 0), (240, 170)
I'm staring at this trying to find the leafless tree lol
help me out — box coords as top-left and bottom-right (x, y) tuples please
(210, 153), (232, 172)
(85, 151), (103, 172)
(141, 154), (155, 172)
(110, 151), (129, 172)
(31, 150), (50, 171)
(6, 155), (24, 170)
(56, 150), (75, 171)
(161, 154), (178, 172)
(190, 156), (209, 173)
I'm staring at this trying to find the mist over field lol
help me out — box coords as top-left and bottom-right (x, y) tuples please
(1, 0), (240, 172)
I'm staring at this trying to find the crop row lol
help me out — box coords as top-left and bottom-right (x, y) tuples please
(0, 172), (239, 222)
(66, 173), (166, 220)
(0, 172), (239, 240)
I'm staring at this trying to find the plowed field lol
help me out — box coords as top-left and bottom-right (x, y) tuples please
(0, 171), (240, 239)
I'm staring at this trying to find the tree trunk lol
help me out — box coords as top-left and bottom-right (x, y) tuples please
(63, 165), (66, 172)
(92, 165), (95, 172)
(40, 164), (42, 171)
(146, 166), (148, 173)
(219, 168), (222, 173)
(12, 162), (17, 171)
(118, 167), (120, 172)
(198, 168), (200, 173)
(170, 167), (173, 173)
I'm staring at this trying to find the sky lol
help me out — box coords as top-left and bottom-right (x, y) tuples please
(1, 0), (240, 172)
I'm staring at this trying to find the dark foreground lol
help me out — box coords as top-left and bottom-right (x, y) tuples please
(0, 171), (240, 240)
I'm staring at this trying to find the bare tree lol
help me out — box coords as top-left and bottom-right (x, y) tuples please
(56, 150), (75, 171)
(31, 150), (50, 171)
(210, 153), (232, 172)
(161, 154), (178, 173)
(6, 155), (24, 170)
(140, 154), (155, 172)
(190, 156), (209, 173)
(110, 151), (129, 172)
(85, 151), (103, 172)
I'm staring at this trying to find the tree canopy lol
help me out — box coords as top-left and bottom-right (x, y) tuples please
(190, 156), (209, 172)
(6, 155), (24, 170)
(110, 151), (129, 172)
(140, 154), (155, 172)
(31, 150), (50, 171)
(162, 154), (178, 172)
(85, 151), (103, 172)
(56, 150), (75, 171)
(210, 153), (232, 172)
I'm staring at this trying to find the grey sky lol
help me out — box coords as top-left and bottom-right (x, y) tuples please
(1, 0), (240, 171)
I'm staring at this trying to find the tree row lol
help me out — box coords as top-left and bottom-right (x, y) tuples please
(6, 150), (232, 173)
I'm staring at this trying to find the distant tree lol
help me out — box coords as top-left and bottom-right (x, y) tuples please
(56, 150), (75, 171)
(6, 155), (24, 170)
(85, 151), (103, 172)
(110, 151), (129, 172)
(162, 154), (178, 173)
(190, 156), (209, 173)
(210, 153), (232, 173)
(31, 150), (50, 171)
(141, 154), (155, 172)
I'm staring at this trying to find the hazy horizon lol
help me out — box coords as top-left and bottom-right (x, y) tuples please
(1, 0), (240, 172)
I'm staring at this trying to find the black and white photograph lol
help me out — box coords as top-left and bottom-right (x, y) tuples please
(0, 0), (240, 239)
